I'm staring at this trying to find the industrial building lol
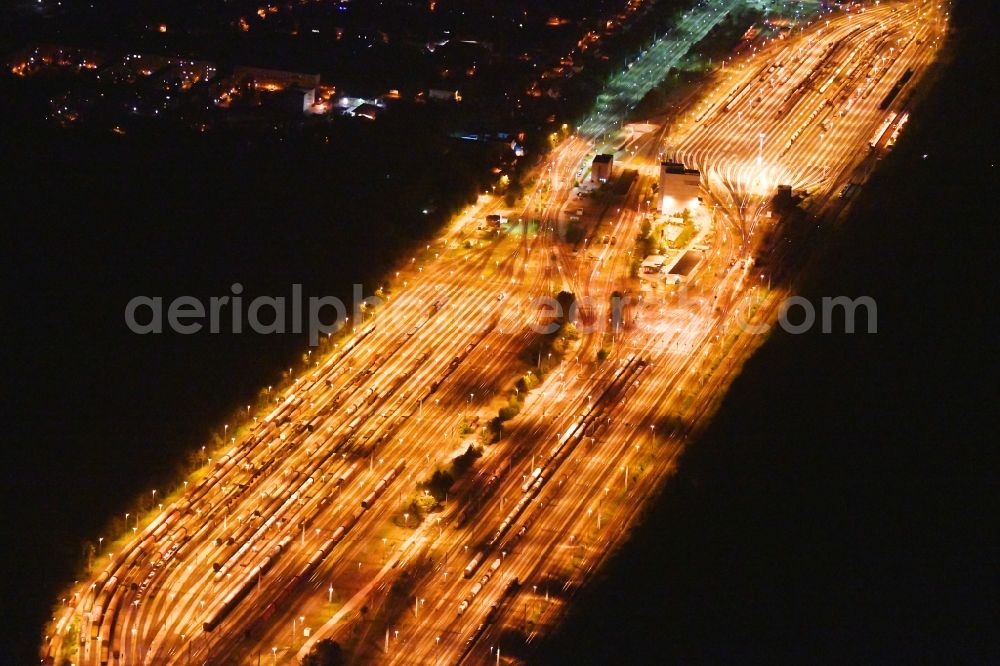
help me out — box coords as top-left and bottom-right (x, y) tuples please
(640, 255), (666, 274)
(264, 87), (315, 114)
(659, 161), (701, 214)
(351, 102), (380, 120)
(234, 66), (320, 91)
(591, 153), (614, 183)
(664, 250), (702, 284)
(427, 88), (462, 102)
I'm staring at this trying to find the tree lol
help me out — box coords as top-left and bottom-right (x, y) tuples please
(302, 639), (345, 666)
(422, 467), (455, 501)
(565, 219), (585, 244)
(639, 219), (652, 238)
(556, 290), (577, 327)
(452, 444), (482, 475)
(504, 180), (524, 206)
(498, 404), (520, 422)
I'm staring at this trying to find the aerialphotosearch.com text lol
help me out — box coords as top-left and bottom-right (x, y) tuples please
(125, 282), (877, 346)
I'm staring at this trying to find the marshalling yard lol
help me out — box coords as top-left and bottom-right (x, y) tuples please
(41, 1), (949, 663)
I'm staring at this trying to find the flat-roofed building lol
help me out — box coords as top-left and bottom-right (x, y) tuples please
(427, 88), (462, 102)
(659, 161), (701, 214)
(592, 153), (614, 183)
(234, 66), (320, 91)
(640, 255), (666, 274)
(664, 250), (702, 284)
(351, 102), (380, 120)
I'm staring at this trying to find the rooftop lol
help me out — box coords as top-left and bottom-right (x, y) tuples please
(662, 161), (700, 176)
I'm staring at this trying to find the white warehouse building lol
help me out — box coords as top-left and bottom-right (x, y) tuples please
(659, 161), (702, 214)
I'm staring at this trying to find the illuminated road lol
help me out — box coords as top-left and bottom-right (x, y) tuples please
(41, 2), (948, 664)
